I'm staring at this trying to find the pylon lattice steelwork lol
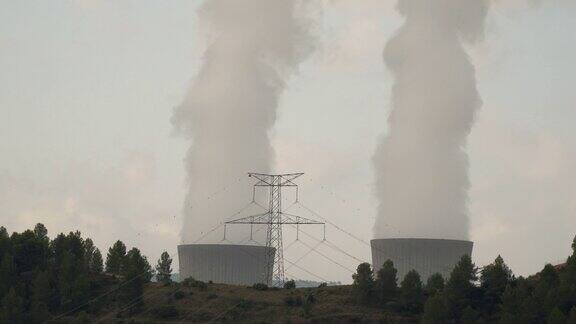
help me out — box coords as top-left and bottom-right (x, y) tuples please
(225, 173), (324, 286)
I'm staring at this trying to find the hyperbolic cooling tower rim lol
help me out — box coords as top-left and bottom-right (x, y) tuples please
(370, 238), (473, 244)
(178, 243), (271, 248)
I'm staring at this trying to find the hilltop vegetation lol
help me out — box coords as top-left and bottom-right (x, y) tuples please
(1, 224), (576, 323)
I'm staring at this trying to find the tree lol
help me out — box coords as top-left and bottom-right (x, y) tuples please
(498, 278), (536, 324)
(426, 273), (445, 296)
(92, 248), (103, 273)
(283, 279), (296, 290)
(105, 240), (126, 275)
(84, 239), (103, 273)
(421, 293), (450, 324)
(352, 262), (374, 304)
(155, 251), (173, 285)
(120, 248), (153, 313)
(0, 287), (24, 324)
(559, 235), (576, 313)
(0, 226), (8, 250)
(11, 229), (49, 273)
(83, 238), (96, 269)
(567, 306), (576, 324)
(400, 269), (423, 313)
(31, 270), (52, 308)
(461, 306), (481, 324)
(375, 260), (398, 304)
(34, 223), (48, 241)
(541, 264), (560, 287)
(480, 255), (513, 315)
(572, 235), (576, 257)
(534, 264), (561, 318)
(547, 307), (567, 324)
(0, 253), (15, 301)
(50, 231), (89, 310)
(444, 255), (478, 320)
(30, 302), (51, 324)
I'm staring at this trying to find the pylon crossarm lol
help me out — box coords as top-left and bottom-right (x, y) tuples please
(248, 173), (303, 186)
(280, 212), (324, 224)
(225, 213), (269, 224)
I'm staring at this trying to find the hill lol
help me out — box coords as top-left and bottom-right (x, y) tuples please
(92, 282), (415, 323)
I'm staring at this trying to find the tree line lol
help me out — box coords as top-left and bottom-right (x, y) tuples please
(352, 235), (576, 323)
(0, 224), (173, 323)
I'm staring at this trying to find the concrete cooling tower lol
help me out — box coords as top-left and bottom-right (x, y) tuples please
(178, 244), (275, 286)
(371, 238), (473, 281)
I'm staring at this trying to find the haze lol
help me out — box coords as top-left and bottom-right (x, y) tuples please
(1, 0), (575, 283)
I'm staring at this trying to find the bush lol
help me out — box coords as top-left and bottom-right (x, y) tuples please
(173, 290), (186, 300)
(207, 293), (218, 299)
(152, 305), (179, 319)
(284, 280), (296, 289)
(305, 292), (316, 304)
(318, 282), (328, 288)
(252, 283), (268, 291)
(182, 277), (207, 291)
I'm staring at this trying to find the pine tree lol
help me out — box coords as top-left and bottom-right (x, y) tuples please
(33, 223), (48, 241)
(31, 270), (52, 307)
(547, 307), (567, 324)
(84, 238), (103, 273)
(0, 287), (24, 324)
(92, 248), (103, 273)
(498, 278), (536, 324)
(444, 255), (478, 320)
(556, 237), (576, 321)
(155, 251), (173, 285)
(461, 306), (480, 324)
(426, 273), (445, 296)
(30, 302), (50, 324)
(120, 248), (153, 313)
(400, 269), (424, 313)
(352, 262), (374, 304)
(536, 265), (562, 319)
(105, 240), (126, 275)
(567, 306), (576, 324)
(0, 253), (15, 301)
(421, 293), (449, 324)
(83, 238), (96, 270)
(375, 259), (398, 304)
(480, 255), (513, 315)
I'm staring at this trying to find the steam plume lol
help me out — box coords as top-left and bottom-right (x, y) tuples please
(172, 0), (311, 242)
(373, 0), (489, 239)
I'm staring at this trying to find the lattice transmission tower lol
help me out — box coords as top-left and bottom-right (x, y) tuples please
(225, 173), (324, 286)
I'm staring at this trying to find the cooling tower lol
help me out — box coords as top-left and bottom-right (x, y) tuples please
(178, 244), (274, 286)
(371, 238), (473, 282)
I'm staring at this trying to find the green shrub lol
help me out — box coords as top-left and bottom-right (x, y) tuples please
(284, 280), (296, 289)
(252, 283), (268, 291)
(182, 277), (207, 291)
(173, 290), (186, 300)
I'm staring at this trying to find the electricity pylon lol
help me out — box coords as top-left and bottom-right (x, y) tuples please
(225, 173), (324, 286)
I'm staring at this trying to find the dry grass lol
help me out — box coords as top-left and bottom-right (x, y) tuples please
(101, 282), (419, 323)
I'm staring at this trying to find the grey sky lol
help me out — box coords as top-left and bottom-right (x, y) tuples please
(0, 0), (575, 283)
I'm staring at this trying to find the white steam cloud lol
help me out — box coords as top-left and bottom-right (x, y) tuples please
(373, 0), (489, 240)
(172, 0), (312, 243)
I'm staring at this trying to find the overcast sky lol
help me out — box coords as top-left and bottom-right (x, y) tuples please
(1, 0), (575, 283)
